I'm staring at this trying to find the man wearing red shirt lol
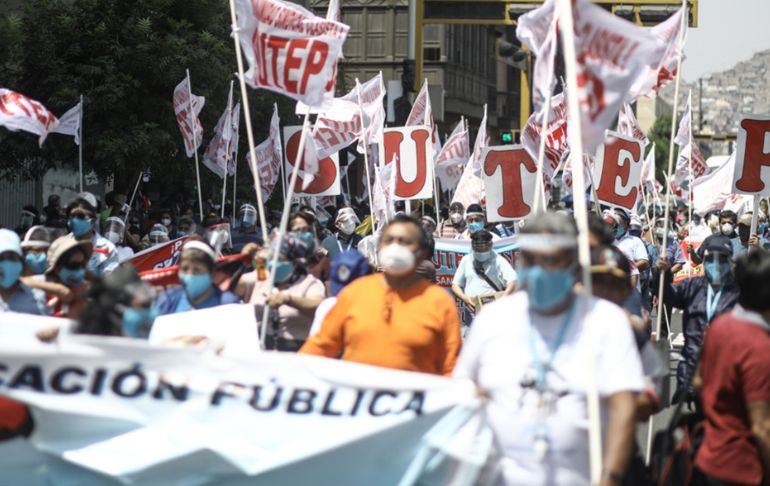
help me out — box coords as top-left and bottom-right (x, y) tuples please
(696, 251), (770, 486)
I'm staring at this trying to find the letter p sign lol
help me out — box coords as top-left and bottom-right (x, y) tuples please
(733, 115), (770, 197)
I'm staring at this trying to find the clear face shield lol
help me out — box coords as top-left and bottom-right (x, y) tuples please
(239, 205), (257, 229)
(19, 210), (35, 230)
(148, 224), (169, 245)
(104, 218), (126, 245)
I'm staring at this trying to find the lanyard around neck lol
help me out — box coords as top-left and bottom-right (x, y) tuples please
(528, 302), (576, 389)
(706, 284), (723, 324)
(336, 234), (353, 253)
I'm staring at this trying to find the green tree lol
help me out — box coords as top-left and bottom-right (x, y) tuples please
(0, 0), (290, 208)
(647, 114), (672, 189)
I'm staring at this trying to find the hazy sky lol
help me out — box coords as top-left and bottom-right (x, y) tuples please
(683, 0), (770, 81)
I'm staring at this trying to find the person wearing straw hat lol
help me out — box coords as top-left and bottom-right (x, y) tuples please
(43, 236), (92, 319)
(0, 229), (48, 315)
(155, 240), (240, 315)
(454, 212), (642, 486)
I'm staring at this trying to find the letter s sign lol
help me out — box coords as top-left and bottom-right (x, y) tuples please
(283, 126), (341, 197)
(380, 127), (434, 200)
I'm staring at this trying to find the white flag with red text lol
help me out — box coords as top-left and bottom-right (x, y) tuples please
(469, 106), (488, 177)
(674, 96), (692, 147)
(435, 120), (470, 191)
(51, 101), (81, 145)
(516, 0), (558, 113)
(0, 88), (59, 146)
(248, 104), (282, 200)
(569, 0), (665, 152)
(617, 103), (649, 145)
(373, 162), (396, 222)
(521, 93), (569, 185)
(406, 80), (442, 158)
(311, 73), (385, 159)
(228, 102), (241, 176)
(675, 143), (708, 186)
(640, 143), (656, 189)
(202, 89), (234, 179)
(173, 77), (205, 158)
(234, 0), (349, 108)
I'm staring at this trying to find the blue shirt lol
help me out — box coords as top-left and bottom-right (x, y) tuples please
(0, 283), (49, 315)
(155, 286), (241, 316)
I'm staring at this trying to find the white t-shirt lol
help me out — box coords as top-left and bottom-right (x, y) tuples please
(454, 292), (644, 485)
(615, 233), (648, 266)
(452, 253), (517, 297)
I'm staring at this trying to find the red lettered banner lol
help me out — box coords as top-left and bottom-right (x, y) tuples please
(235, 0), (349, 107)
(482, 145), (538, 222)
(732, 114), (770, 197)
(130, 237), (189, 273)
(248, 104), (282, 200)
(283, 125), (340, 196)
(593, 131), (644, 210)
(380, 127), (434, 200)
(0, 89), (58, 146)
(173, 78), (205, 158)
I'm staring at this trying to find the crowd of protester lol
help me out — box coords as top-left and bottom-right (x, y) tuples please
(1, 190), (769, 485)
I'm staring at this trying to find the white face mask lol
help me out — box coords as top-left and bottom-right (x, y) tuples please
(449, 213), (463, 225)
(161, 218), (172, 226)
(338, 220), (357, 235)
(378, 244), (416, 276)
(106, 231), (122, 245)
(721, 223), (734, 236)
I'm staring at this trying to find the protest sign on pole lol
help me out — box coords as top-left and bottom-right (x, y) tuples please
(380, 127), (435, 201)
(247, 104), (282, 202)
(0, 332), (476, 485)
(434, 118), (469, 192)
(731, 114), (770, 238)
(233, 0), (349, 108)
(0, 88), (59, 146)
(481, 145), (538, 221)
(129, 236), (189, 272)
(173, 72), (205, 219)
(284, 126), (341, 197)
(593, 131), (645, 211)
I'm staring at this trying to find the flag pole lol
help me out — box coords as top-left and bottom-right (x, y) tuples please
(228, 0), (270, 244)
(186, 69), (205, 220)
(78, 94), (84, 192)
(556, 0), (602, 483)
(356, 78), (377, 228)
(259, 112), (312, 349)
(232, 129), (239, 224)
(654, 0), (687, 342)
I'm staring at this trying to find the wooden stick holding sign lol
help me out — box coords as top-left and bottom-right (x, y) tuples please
(556, 0), (602, 482)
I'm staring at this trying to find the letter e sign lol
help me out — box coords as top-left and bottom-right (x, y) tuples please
(593, 131), (644, 210)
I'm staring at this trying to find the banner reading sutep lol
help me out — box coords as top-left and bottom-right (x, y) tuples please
(235, 0), (349, 107)
(0, 334), (475, 484)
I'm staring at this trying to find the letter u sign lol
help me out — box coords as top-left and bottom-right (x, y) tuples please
(380, 127), (434, 200)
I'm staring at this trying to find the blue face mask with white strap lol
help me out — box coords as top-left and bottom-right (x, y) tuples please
(69, 216), (93, 237)
(519, 265), (575, 312)
(467, 222), (484, 234)
(60, 267), (86, 287)
(474, 251), (493, 263)
(180, 273), (212, 299)
(268, 260), (295, 284)
(25, 253), (48, 274)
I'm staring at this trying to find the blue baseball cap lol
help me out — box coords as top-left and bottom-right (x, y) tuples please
(330, 250), (371, 296)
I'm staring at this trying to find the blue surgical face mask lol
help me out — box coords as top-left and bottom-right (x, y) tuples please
(519, 265), (575, 312)
(467, 221), (484, 234)
(268, 260), (295, 284)
(318, 215), (329, 227)
(615, 225), (626, 239)
(59, 267), (86, 287)
(24, 253), (48, 274)
(292, 231), (315, 248)
(121, 306), (158, 338)
(0, 259), (24, 289)
(69, 216), (93, 237)
(474, 250), (493, 262)
(180, 273), (212, 299)
(704, 257), (731, 287)
(177, 231), (188, 237)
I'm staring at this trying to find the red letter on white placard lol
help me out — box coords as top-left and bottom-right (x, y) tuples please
(481, 145), (538, 222)
(380, 126), (434, 200)
(733, 115), (770, 196)
(593, 131), (644, 210)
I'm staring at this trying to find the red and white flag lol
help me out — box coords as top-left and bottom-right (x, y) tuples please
(561, 153), (595, 194)
(51, 101), (81, 145)
(451, 158), (484, 209)
(521, 93), (569, 184)
(248, 103), (282, 200)
(674, 95), (692, 147)
(640, 142), (656, 189)
(569, 0), (665, 152)
(692, 153), (735, 216)
(311, 73), (385, 159)
(675, 143), (708, 186)
(435, 119), (470, 191)
(516, 0), (558, 113)
(406, 80), (442, 158)
(227, 102), (241, 176)
(173, 77), (205, 158)
(469, 105), (489, 177)
(617, 103), (649, 145)
(628, 6), (688, 100)
(202, 86), (234, 179)
(234, 0), (349, 108)
(0, 88), (59, 146)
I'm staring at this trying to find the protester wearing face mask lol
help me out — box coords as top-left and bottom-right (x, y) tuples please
(159, 211), (174, 234)
(66, 197), (119, 275)
(689, 210), (742, 263)
(155, 241), (240, 315)
(606, 209), (648, 288)
(301, 214), (462, 376)
(437, 202), (466, 238)
(321, 207), (362, 260)
(454, 212), (642, 485)
(103, 217), (135, 262)
(19, 226), (52, 277)
(452, 230), (516, 319)
(657, 235), (739, 405)
(458, 203), (499, 241)
(0, 229), (49, 315)
(289, 212), (330, 285)
(244, 234), (325, 351)
(43, 236), (92, 319)
(231, 203), (263, 252)
(15, 206), (40, 236)
(174, 217), (195, 239)
(140, 223), (171, 250)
